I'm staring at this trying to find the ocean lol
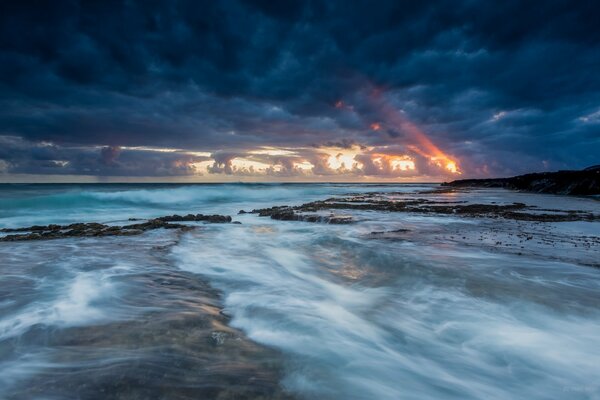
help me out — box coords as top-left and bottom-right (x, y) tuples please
(0, 183), (599, 399)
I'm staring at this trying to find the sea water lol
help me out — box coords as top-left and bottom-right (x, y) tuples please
(1, 183), (599, 399)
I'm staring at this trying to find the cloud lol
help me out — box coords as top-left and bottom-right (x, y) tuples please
(100, 146), (121, 165)
(0, 135), (466, 180)
(0, 0), (599, 180)
(0, 136), (210, 177)
(0, 159), (9, 174)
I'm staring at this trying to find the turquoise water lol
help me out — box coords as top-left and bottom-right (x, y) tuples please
(1, 184), (599, 399)
(0, 183), (422, 228)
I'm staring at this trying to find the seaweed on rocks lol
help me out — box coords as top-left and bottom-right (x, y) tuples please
(0, 213), (233, 241)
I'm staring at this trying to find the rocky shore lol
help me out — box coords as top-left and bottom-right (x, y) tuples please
(245, 193), (598, 223)
(0, 213), (233, 241)
(442, 166), (600, 195)
(2, 184), (599, 243)
(0, 226), (294, 400)
(240, 207), (353, 224)
(0, 184), (598, 399)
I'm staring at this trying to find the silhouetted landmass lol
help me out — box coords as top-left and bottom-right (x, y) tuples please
(443, 166), (600, 195)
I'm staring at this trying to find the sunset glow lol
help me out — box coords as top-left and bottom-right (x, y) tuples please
(102, 140), (461, 180)
(445, 161), (459, 174)
(368, 89), (462, 175)
(324, 146), (363, 170)
(390, 157), (416, 171)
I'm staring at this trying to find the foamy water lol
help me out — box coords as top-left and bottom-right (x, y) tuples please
(1, 183), (599, 399)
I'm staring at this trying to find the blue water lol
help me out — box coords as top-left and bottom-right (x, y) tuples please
(1, 184), (599, 399)
(0, 183), (423, 228)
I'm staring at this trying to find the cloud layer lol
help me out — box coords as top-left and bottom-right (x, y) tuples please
(1, 0), (599, 180)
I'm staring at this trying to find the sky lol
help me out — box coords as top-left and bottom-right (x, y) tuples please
(0, 0), (599, 182)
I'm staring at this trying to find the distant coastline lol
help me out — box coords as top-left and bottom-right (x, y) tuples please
(443, 166), (600, 195)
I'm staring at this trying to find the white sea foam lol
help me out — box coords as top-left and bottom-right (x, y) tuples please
(0, 270), (120, 341)
(174, 215), (600, 400)
(0, 353), (54, 395)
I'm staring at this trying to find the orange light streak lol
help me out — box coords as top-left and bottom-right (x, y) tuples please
(368, 90), (462, 174)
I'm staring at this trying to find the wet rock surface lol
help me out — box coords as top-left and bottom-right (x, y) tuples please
(443, 166), (600, 195)
(0, 232), (294, 400)
(0, 213), (233, 241)
(244, 206), (354, 224)
(247, 194), (598, 223)
(156, 214), (233, 223)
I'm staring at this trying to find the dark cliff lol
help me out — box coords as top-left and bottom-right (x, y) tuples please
(443, 166), (600, 195)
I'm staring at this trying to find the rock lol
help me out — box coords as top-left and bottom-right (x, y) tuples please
(371, 229), (411, 235)
(443, 167), (600, 195)
(327, 215), (353, 224)
(0, 211), (234, 241)
(250, 206), (354, 224)
(204, 215), (232, 223)
(156, 214), (232, 223)
(249, 194), (598, 224)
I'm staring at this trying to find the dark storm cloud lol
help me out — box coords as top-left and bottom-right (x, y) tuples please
(0, 0), (599, 178)
(0, 136), (210, 176)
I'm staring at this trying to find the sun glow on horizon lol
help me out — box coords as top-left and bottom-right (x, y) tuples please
(360, 87), (463, 175)
(445, 161), (459, 174)
(231, 158), (272, 172)
(390, 158), (416, 171)
(249, 147), (297, 156)
(322, 146), (364, 170)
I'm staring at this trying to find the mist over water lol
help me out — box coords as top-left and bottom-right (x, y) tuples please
(174, 214), (600, 399)
(1, 184), (599, 399)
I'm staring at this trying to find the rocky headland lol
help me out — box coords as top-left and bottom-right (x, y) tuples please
(442, 166), (600, 195)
